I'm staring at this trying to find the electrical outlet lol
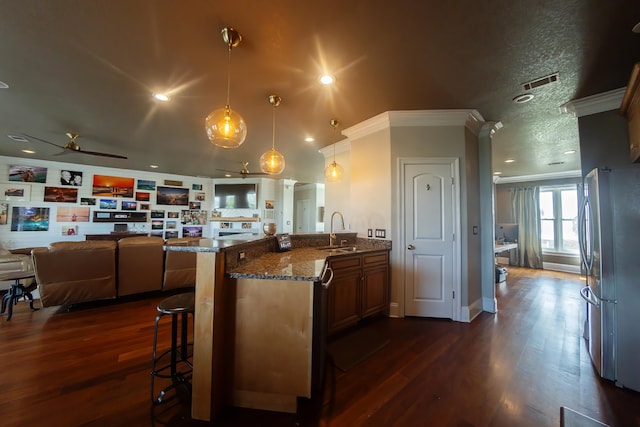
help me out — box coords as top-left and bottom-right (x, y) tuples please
(367, 229), (373, 237)
(238, 250), (246, 262)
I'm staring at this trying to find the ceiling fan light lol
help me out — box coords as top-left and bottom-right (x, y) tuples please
(260, 149), (285, 174)
(324, 161), (344, 182)
(205, 105), (247, 148)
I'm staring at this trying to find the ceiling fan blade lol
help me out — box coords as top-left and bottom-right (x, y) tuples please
(216, 168), (241, 174)
(23, 134), (66, 150)
(76, 148), (128, 159)
(24, 133), (127, 159)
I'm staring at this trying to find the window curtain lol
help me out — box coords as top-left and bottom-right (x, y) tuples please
(510, 186), (543, 268)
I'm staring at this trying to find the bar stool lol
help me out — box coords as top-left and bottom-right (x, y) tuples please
(150, 291), (194, 405)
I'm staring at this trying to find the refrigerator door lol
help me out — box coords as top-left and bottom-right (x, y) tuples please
(581, 168), (615, 381)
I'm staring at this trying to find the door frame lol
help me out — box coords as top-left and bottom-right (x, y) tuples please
(397, 157), (462, 321)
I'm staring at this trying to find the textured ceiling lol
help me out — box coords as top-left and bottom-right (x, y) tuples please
(0, 0), (638, 183)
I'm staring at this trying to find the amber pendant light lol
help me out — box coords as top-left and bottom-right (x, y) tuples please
(259, 94), (285, 174)
(324, 119), (344, 182)
(205, 27), (247, 148)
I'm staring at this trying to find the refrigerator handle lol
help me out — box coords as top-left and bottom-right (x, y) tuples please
(578, 196), (591, 271)
(580, 286), (600, 307)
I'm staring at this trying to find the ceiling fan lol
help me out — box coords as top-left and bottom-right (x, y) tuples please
(25, 132), (128, 159)
(216, 162), (269, 178)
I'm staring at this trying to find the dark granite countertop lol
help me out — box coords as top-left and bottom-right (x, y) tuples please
(163, 232), (391, 282)
(163, 234), (265, 253)
(228, 245), (390, 282)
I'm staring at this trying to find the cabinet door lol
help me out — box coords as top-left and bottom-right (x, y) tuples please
(362, 264), (389, 317)
(327, 256), (362, 335)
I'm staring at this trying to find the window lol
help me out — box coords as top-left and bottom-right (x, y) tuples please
(539, 186), (579, 254)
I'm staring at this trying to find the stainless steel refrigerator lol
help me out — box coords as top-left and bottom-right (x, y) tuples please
(579, 167), (640, 392)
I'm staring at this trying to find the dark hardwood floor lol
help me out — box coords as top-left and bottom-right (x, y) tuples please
(1, 267), (639, 427)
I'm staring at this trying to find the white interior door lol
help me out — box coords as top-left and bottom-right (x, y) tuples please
(403, 161), (457, 318)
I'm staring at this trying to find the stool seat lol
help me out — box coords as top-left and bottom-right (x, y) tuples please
(150, 291), (195, 405)
(157, 292), (194, 314)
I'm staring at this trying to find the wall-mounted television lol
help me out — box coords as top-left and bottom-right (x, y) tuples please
(214, 183), (257, 209)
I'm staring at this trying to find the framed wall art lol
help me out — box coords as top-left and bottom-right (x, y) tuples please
(11, 207), (49, 231)
(92, 175), (134, 198)
(0, 183), (30, 201)
(44, 186), (78, 203)
(8, 165), (47, 183)
(156, 186), (189, 206)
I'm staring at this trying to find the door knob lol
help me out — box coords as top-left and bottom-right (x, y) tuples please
(407, 244), (415, 250)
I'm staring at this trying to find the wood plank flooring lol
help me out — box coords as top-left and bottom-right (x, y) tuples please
(1, 267), (639, 426)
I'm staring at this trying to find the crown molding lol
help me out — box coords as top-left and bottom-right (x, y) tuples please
(560, 87), (626, 117)
(318, 139), (351, 159)
(342, 109), (486, 140)
(494, 169), (582, 184)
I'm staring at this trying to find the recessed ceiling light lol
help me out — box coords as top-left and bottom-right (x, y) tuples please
(224, 174), (232, 178)
(149, 165), (159, 169)
(21, 149), (35, 154)
(8, 134), (28, 142)
(153, 93), (170, 102)
(304, 137), (315, 142)
(563, 150), (576, 155)
(504, 159), (515, 163)
(0, 81), (8, 89)
(493, 171), (502, 175)
(319, 74), (335, 85)
(512, 93), (534, 103)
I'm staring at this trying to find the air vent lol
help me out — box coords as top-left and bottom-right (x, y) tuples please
(522, 73), (559, 91)
(548, 161), (565, 166)
(8, 135), (28, 143)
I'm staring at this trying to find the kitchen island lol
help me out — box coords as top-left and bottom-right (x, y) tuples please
(165, 235), (390, 421)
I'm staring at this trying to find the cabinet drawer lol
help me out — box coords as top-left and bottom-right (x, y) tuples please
(329, 255), (362, 271)
(363, 251), (388, 266)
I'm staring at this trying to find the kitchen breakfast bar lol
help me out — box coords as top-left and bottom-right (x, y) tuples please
(164, 234), (390, 422)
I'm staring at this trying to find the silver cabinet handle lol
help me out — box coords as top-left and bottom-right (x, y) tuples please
(407, 244), (415, 250)
(321, 266), (334, 289)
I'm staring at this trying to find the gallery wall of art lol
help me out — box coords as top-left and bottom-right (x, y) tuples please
(0, 156), (273, 250)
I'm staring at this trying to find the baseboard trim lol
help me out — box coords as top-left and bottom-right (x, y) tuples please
(543, 262), (581, 274)
(461, 298), (483, 323)
(388, 302), (401, 318)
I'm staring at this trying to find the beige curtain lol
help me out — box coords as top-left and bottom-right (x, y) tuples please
(510, 186), (543, 268)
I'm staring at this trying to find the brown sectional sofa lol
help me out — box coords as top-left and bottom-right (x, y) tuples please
(32, 240), (118, 308)
(31, 237), (197, 308)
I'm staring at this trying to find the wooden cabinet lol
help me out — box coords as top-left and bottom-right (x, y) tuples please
(621, 62), (640, 163)
(327, 250), (389, 336)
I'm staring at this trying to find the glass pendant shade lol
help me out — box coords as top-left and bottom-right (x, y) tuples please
(205, 105), (247, 148)
(324, 160), (344, 182)
(260, 148), (285, 174)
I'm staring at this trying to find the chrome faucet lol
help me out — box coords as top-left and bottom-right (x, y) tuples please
(329, 211), (345, 247)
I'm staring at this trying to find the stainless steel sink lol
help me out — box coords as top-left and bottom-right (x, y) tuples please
(317, 245), (358, 253)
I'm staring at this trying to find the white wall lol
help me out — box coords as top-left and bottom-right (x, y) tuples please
(349, 127), (392, 238)
(0, 156), (287, 249)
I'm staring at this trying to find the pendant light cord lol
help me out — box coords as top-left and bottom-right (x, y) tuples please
(226, 45), (232, 107)
(272, 104), (276, 150)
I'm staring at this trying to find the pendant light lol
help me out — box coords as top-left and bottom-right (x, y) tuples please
(205, 27), (247, 148)
(324, 119), (344, 182)
(259, 94), (286, 174)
